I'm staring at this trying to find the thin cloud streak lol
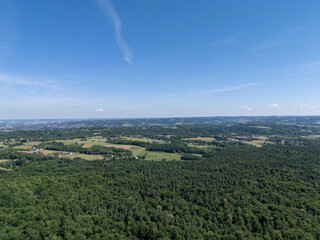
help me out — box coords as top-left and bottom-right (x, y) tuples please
(202, 82), (257, 94)
(300, 61), (320, 74)
(211, 36), (238, 46)
(96, 0), (133, 64)
(147, 82), (258, 106)
(0, 72), (58, 88)
(284, 25), (303, 34)
(252, 41), (286, 51)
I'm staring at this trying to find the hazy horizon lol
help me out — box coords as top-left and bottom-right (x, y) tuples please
(1, 114), (320, 121)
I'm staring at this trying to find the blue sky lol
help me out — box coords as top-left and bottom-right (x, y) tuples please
(0, 0), (319, 119)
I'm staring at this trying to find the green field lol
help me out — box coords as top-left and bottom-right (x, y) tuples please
(187, 142), (213, 149)
(13, 141), (41, 150)
(249, 126), (271, 129)
(182, 137), (216, 142)
(144, 151), (181, 161)
(59, 152), (104, 160)
(13, 137), (180, 161)
(122, 136), (154, 143)
(242, 136), (273, 147)
(129, 146), (146, 156)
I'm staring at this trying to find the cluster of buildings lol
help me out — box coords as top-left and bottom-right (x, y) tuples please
(31, 147), (43, 152)
(226, 138), (240, 143)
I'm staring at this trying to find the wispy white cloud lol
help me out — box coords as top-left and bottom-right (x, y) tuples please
(0, 72), (57, 88)
(0, 72), (62, 98)
(244, 105), (252, 111)
(301, 61), (320, 68)
(96, 0), (133, 64)
(270, 103), (280, 109)
(266, 104), (320, 115)
(155, 82), (258, 105)
(284, 25), (303, 34)
(300, 61), (320, 74)
(143, 82), (258, 106)
(252, 41), (286, 51)
(202, 82), (257, 95)
(292, 104), (319, 110)
(0, 71), (116, 118)
(212, 36), (238, 46)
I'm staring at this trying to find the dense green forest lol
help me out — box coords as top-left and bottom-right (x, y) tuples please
(0, 123), (320, 239)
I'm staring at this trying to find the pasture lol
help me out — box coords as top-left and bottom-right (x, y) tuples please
(14, 136), (180, 161)
(242, 136), (272, 147)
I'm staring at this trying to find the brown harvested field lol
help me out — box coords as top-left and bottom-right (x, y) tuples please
(82, 143), (92, 148)
(255, 136), (268, 140)
(242, 140), (265, 147)
(249, 126), (271, 129)
(104, 143), (132, 150)
(242, 136), (273, 147)
(236, 136), (268, 141)
(183, 137), (216, 142)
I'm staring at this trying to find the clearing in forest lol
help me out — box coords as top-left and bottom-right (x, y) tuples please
(13, 141), (41, 150)
(187, 143), (213, 149)
(144, 151), (181, 161)
(242, 136), (273, 147)
(14, 136), (180, 161)
(182, 137), (216, 142)
(249, 126), (271, 130)
(122, 136), (157, 143)
(104, 143), (132, 150)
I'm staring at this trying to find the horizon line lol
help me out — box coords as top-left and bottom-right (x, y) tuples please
(0, 114), (319, 121)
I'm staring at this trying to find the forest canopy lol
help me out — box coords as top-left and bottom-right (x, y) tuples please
(0, 123), (319, 239)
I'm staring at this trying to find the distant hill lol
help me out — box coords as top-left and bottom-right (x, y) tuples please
(0, 116), (320, 130)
